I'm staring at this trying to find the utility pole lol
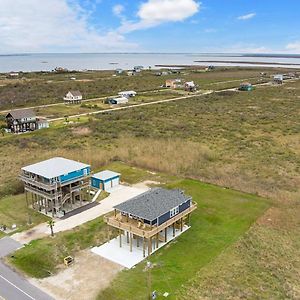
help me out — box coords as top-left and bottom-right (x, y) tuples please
(147, 261), (152, 300)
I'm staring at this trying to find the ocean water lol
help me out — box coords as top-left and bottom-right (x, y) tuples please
(0, 53), (300, 72)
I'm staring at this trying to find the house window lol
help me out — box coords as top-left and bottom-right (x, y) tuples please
(170, 206), (179, 218)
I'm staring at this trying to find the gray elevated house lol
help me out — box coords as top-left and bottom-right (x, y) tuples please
(104, 188), (197, 257)
(6, 109), (37, 133)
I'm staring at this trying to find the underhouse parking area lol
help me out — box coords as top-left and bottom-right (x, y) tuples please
(91, 225), (190, 269)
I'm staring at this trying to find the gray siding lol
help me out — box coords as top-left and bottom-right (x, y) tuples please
(179, 199), (191, 213)
(158, 211), (171, 225)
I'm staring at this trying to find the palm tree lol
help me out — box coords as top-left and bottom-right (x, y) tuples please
(47, 219), (55, 237)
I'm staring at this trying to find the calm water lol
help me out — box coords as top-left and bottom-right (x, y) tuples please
(0, 53), (300, 72)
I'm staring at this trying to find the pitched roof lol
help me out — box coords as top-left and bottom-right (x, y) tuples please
(114, 188), (191, 221)
(6, 109), (36, 119)
(93, 170), (120, 181)
(68, 90), (82, 97)
(22, 157), (90, 179)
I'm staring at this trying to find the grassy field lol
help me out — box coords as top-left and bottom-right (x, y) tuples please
(0, 68), (299, 299)
(0, 67), (291, 110)
(0, 194), (49, 233)
(97, 178), (270, 299)
(8, 167), (269, 290)
(9, 216), (112, 278)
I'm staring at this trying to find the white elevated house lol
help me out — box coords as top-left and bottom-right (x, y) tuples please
(64, 90), (83, 104)
(118, 91), (137, 98)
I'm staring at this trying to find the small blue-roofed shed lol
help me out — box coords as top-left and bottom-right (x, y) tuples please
(91, 170), (121, 191)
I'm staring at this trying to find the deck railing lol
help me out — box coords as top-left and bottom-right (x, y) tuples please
(104, 202), (197, 239)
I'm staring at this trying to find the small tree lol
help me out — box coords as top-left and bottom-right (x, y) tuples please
(0, 128), (5, 137)
(47, 219), (55, 237)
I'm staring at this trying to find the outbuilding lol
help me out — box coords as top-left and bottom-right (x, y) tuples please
(91, 170), (121, 191)
(108, 97), (129, 105)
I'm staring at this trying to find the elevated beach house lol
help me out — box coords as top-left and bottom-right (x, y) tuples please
(20, 157), (91, 217)
(64, 90), (83, 104)
(6, 109), (37, 133)
(104, 188), (197, 257)
(165, 79), (183, 89)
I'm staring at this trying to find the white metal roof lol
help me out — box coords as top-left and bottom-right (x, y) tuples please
(118, 91), (136, 94)
(22, 157), (90, 179)
(92, 170), (120, 181)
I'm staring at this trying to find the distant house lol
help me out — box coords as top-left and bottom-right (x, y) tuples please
(108, 97), (129, 105)
(115, 68), (123, 75)
(54, 67), (69, 73)
(239, 82), (254, 91)
(134, 66), (144, 72)
(127, 71), (135, 76)
(6, 109), (37, 133)
(64, 90), (83, 104)
(91, 170), (121, 191)
(165, 79), (183, 89)
(8, 72), (19, 78)
(36, 118), (49, 130)
(185, 81), (196, 92)
(118, 91), (137, 98)
(273, 74), (283, 84)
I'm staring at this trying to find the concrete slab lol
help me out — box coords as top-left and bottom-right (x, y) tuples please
(91, 225), (190, 269)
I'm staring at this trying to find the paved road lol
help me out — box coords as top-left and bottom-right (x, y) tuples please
(0, 237), (53, 300)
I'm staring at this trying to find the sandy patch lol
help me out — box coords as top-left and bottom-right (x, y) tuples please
(72, 126), (92, 136)
(31, 250), (123, 300)
(133, 180), (161, 189)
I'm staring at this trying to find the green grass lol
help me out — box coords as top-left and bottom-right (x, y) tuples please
(97, 178), (270, 300)
(0, 194), (50, 233)
(102, 161), (177, 185)
(9, 216), (113, 278)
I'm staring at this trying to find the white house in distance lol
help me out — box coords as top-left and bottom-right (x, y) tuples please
(108, 97), (129, 105)
(185, 81), (196, 92)
(64, 90), (83, 104)
(91, 170), (121, 191)
(118, 91), (137, 98)
(36, 118), (49, 130)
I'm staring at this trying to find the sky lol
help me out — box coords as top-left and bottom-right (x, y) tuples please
(0, 0), (299, 54)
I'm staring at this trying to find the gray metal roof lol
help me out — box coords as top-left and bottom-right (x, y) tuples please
(93, 170), (120, 181)
(69, 90), (82, 97)
(114, 188), (191, 221)
(21, 157), (90, 179)
(6, 109), (36, 119)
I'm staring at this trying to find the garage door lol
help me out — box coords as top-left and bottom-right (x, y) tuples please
(111, 177), (119, 187)
(104, 181), (111, 191)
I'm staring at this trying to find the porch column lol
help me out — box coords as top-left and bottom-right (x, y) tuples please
(148, 238), (152, 256)
(119, 229), (122, 248)
(165, 228), (168, 242)
(172, 223), (175, 237)
(126, 231), (129, 243)
(143, 237), (146, 257)
(156, 233), (159, 248)
(136, 235), (139, 248)
(130, 233), (133, 252)
(180, 218), (183, 232)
